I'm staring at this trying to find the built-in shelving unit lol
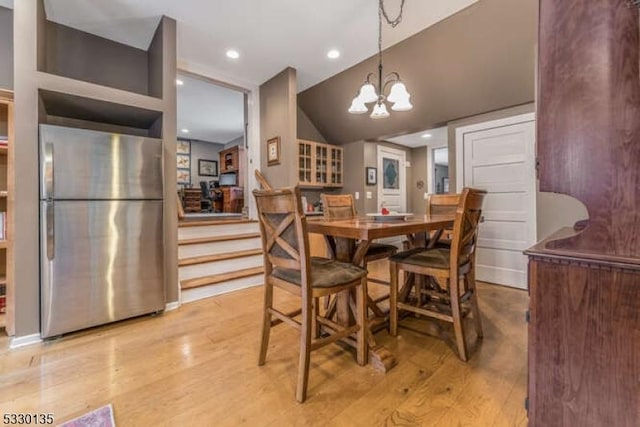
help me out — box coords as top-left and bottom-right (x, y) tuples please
(0, 89), (13, 334)
(297, 139), (343, 188)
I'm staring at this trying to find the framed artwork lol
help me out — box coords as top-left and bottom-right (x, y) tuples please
(267, 136), (281, 166)
(177, 154), (190, 169)
(383, 158), (400, 189)
(177, 140), (191, 154)
(366, 167), (377, 186)
(198, 159), (219, 177)
(177, 169), (190, 185)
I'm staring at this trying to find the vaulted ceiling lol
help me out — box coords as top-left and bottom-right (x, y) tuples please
(297, 0), (538, 144)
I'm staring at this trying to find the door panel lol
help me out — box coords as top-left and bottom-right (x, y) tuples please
(377, 146), (407, 213)
(40, 125), (163, 200)
(463, 120), (535, 289)
(41, 200), (164, 337)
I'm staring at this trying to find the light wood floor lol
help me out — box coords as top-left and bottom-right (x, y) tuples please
(0, 261), (528, 426)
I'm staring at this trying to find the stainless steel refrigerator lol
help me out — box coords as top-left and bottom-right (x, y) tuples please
(39, 124), (165, 338)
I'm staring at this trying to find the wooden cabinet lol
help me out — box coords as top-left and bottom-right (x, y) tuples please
(219, 146), (239, 173)
(182, 189), (202, 213)
(0, 90), (13, 334)
(297, 139), (343, 188)
(222, 187), (244, 213)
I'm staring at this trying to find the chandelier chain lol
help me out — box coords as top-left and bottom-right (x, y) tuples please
(378, 0), (406, 78)
(379, 0), (405, 28)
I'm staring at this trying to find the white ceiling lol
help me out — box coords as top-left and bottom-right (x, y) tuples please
(0, 0), (12, 9)
(388, 126), (448, 149)
(177, 74), (245, 144)
(42, 0), (478, 91)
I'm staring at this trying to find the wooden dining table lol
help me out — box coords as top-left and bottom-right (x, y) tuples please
(306, 213), (455, 372)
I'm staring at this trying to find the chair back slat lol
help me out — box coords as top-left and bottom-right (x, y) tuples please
(426, 193), (460, 244)
(449, 188), (486, 272)
(254, 187), (311, 291)
(255, 169), (273, 190)
(321, 194), (357, 257)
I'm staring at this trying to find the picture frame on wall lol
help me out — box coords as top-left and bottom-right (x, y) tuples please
(177, 139), (191, 154)
(177, 154), (190, 169)
(177, 169), (190, 185)
(198, 159), (219, 177)
(267, 136), (281, 166)
(366, 167), (377, 186)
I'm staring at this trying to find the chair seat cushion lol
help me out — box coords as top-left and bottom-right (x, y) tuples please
(272, 257), (367, 289)
(390, 248), (471, 275)
(390, 247), (451, 269)
(366, 242), (398, 258)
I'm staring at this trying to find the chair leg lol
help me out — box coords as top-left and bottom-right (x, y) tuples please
(466, 271), (484, 338)
(356, 277), (368, 366)
(313, 297), (321, 339)
(450, 278), (469, 362)
(389, 261), (399, 336)
(258, 281), (274, 366)
(296, 295), (313, 403)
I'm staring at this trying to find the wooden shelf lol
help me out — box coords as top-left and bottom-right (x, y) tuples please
(0, 145), (7, 154)
(0, 241), (7, 249)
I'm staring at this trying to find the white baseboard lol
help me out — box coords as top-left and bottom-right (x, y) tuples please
(10, 333), (42, 349)
(181, 275), (263, 304)
(165, 301), (180, 312)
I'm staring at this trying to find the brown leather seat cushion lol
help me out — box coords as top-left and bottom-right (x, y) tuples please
(366, 242), (398, 257)
(390, 247), (451, 269)
(272, 257), (367, 288)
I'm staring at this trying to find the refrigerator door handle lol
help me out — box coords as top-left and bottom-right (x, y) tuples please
(46, 201), (55, 260)
(44, 142), (54, 199)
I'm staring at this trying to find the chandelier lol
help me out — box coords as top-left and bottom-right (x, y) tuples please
(348, 0), (412, 119)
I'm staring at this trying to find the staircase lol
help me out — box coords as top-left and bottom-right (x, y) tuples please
(178, 218), (264, 303)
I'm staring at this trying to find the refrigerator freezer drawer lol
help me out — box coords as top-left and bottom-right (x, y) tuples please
(39, 125), (163, 200)
(41, 200), (165, 338)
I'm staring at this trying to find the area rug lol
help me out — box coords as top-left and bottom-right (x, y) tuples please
(59, 404), (115, 427)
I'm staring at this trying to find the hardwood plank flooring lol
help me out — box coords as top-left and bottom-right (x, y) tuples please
(0, 260), (528, 426)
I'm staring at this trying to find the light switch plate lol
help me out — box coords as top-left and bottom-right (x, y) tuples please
(366, 192), (372, 199)
(355, 192), (360, 200)
(424, 192), (428, 200)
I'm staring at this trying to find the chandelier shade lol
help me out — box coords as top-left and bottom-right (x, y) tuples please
(347, 0), (412, 119)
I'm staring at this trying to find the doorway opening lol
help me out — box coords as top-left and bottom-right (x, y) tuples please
(432, 147), (449, 194)
(176, 72), (249, 220)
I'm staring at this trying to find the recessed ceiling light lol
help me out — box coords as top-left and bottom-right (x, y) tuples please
(181, 129), (189, 134)
(176, 79), (184, 86)
(226, 49), (240, 59)
(327, 49), (341, 59)
(421, 133), (432, 139)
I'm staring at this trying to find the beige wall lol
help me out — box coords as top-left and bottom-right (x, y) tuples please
(447, 103), (588, 241)
(259, 68), (297, 188)
(0, 6), (12, 91)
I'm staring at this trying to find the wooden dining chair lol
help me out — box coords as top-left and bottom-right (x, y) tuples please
(254, 186), (369, 403)
(389, 187), (487, 361)
(321, 194), (398, 284)
(426, 193), (460, 247)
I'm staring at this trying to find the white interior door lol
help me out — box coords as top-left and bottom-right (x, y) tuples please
(457, 115), (536, 289)
(377, 145), (407, 213)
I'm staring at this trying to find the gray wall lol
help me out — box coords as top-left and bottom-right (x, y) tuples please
(188, 139), (224, 185)
(409, 146), (428, 215)
(0, 6), (12, 90)
(42, 20), (154, 97)
(224, 135), (244, 149)
(259, 68), (297, 188)
(297, 106), (326, 142)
